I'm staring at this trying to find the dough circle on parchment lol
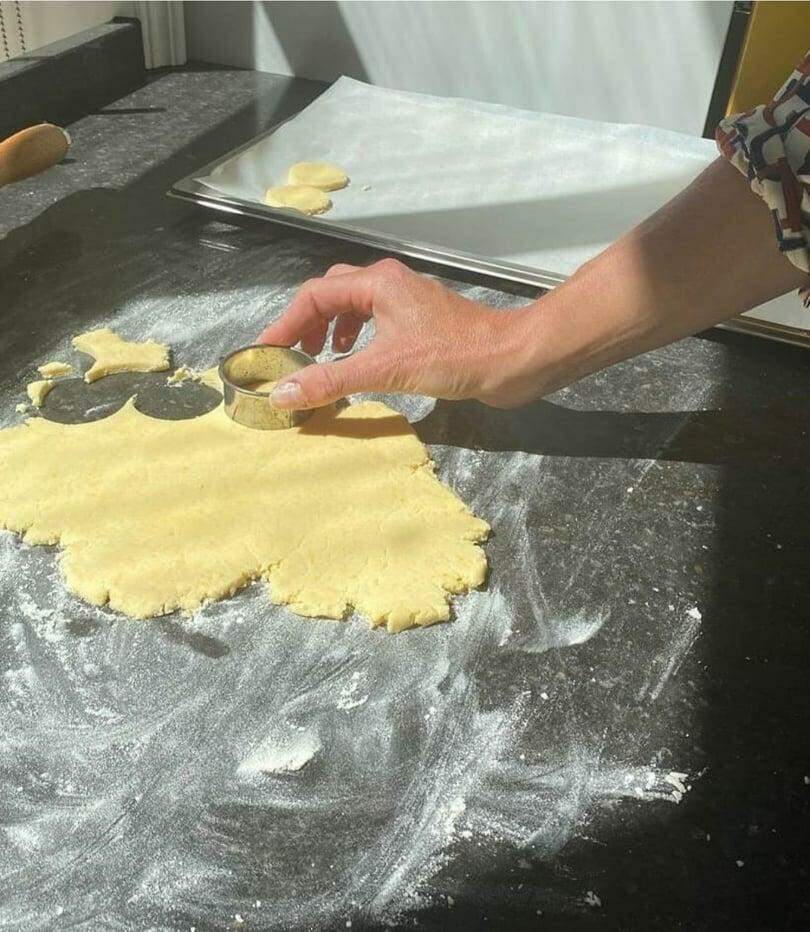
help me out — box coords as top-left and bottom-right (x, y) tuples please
(287, 161), (349, 192)
(0, 386), (489, 633)
(265, 184), (332, 216)
(73, 327), (170, 383)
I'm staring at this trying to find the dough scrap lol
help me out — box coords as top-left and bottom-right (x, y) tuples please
(167, 366), (198, 385)
(73, 328), (170, 383)
(38, 361), (72, 378)
(26, 379), (54, 407)
(265, 185), (331, 216)
(0, 394), (488, 632)
(287, 161), (349, 192)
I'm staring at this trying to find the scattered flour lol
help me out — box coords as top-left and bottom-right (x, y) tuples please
(0, 250), (707, 929)
(237, 726), (321, 776)
(337, 671), (369, 710)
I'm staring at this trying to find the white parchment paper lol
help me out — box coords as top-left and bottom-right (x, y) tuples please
(195, 77), (805, 330)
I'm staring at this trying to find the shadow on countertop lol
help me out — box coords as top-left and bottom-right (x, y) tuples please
(409, 329), (810, 931)
(416, 385), (810, 470)
(0, 70), (327, 379)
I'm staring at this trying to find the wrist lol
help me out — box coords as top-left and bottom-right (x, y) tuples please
(471, 301), (560, 407)
(473, 258), (640, 408)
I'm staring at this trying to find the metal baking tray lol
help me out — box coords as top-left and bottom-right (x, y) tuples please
(168, 126), (810, 350)
(167, 126), (566, 292)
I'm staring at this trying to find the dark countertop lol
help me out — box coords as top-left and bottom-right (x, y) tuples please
(1, 68), (809, 932)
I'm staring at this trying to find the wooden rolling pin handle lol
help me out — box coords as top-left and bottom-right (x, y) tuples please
(0, 123), (71, 188)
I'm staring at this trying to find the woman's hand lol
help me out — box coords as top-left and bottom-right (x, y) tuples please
(258, 258), (537, 409)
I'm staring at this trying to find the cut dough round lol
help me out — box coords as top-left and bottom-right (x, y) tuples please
(287, 161), (349, 192)
(265, 184), (331, 216)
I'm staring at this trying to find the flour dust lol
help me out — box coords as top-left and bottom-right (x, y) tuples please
(0, 247), (705, 929)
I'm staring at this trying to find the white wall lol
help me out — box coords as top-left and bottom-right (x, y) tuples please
(9, 1), (185, 69)
(17, 1), (135, 53)
(184, 0), (732, 136)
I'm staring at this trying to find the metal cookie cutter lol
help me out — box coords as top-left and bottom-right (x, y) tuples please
(219, 344), (316, 429)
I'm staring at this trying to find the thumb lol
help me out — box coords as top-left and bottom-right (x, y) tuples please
(270, 351), (386, 410)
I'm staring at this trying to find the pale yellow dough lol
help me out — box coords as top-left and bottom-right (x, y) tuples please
(0, 393), (488, 632)
(73, 328), (170, 383)
(26, 379), (54, 407)
(265, 184), (331, 216)
(287, 161), (349, 192)
(38, 361), (73, 378)
(198, 366), (223, 392)
(167, 366), (198, 385)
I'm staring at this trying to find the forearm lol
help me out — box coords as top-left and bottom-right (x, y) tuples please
(261, 160), (806, 412)
(506, 158), (806, 398)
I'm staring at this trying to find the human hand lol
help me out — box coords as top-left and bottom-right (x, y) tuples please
(257, 258), (538, 410)
(263, 159), (810, 416)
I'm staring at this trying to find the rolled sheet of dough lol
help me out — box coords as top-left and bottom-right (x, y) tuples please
(0, 394), (488, 632)
(37, 361), (73, 378)
(26, 379), (54, 407)
(265, 184), (331, 216)
(287, 161), (349, 191)
(73, 328), (170, 383)
(194, 366), (223, 392)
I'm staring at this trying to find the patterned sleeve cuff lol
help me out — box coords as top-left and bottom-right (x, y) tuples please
(716, 52), (810, 278)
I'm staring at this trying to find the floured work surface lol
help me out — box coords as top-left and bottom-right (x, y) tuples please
(0, 324), (720, 930)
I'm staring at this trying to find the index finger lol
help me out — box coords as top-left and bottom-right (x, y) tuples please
(257, 269), (376, 347)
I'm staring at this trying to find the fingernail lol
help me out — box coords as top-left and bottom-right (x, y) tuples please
(271, 380), (305, 409)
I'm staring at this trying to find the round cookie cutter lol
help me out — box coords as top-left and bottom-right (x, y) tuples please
(219, 344), (316, 430)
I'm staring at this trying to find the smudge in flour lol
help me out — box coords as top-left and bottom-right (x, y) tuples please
(237, 726), (321, 776)
(337, 670), (369, 710)
(517, 608), (609, 654)
(498, 617), (513, 646)
(639, 607), (703, 703)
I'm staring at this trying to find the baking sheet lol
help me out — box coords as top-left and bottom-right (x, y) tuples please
(195, 76), (715, 275)
(190, 76), (809, 341)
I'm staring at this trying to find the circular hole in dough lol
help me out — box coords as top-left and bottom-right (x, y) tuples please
(265, 184), (332, 216)
(287, 161), (349, 192)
